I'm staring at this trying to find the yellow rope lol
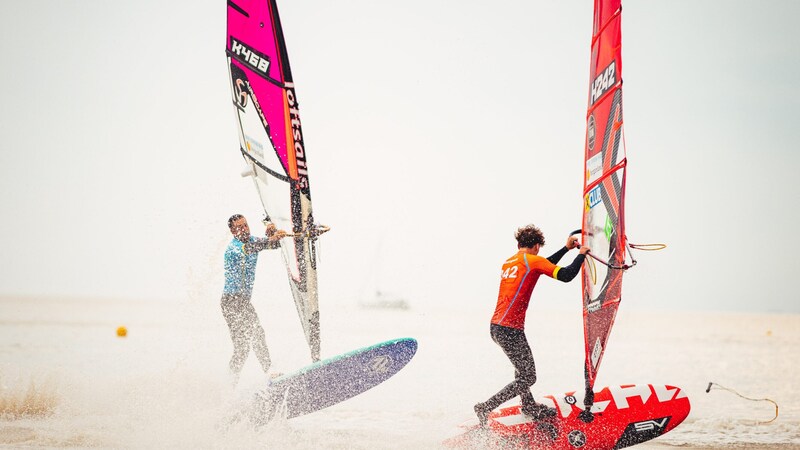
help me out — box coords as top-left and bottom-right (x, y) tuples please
(706, 382), (779, 424)
(629, 243), (667, 251)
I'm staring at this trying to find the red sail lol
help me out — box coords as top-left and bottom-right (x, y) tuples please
(581, 0), (627, 404)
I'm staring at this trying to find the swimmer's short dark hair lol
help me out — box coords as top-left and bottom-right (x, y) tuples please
(515, 224), (545, 248)
(228, 214), (245, 229)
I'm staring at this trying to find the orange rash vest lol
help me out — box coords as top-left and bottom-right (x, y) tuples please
(490, 251), (561, 330)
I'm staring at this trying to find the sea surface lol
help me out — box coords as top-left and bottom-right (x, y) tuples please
(1, 295), (798, 449)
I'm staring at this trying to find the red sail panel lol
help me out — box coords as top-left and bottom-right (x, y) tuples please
(581, 0), (627, 400)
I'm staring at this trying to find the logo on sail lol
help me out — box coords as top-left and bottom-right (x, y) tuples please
(604, 215), (614, 241)
(585, 185), (603, 211)
(590, 338), (603, 368)
(590, 60), (616, 105)
(230, 37), (271, 77)
(285, 83), (310, 193)
(233, 78), (249, 108)
(244, 134), (264, 159)
(586, 152), (603, 184)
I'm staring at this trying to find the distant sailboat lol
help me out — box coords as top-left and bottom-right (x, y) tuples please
(358, 290), (410, 311)
(356, 240), (409, 310)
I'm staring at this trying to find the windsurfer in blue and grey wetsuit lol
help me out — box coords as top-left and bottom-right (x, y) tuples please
(222, 214), (287, 385)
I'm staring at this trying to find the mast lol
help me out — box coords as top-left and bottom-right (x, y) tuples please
(226, 0), (324, 362)
(580, 0), (626, 416)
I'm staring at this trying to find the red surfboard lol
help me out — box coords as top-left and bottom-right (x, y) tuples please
(444, 384), (690, 449)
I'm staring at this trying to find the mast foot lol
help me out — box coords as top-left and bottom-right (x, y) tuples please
(578, 408), (595, 423)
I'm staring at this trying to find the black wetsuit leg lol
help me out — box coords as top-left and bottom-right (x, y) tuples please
(221, 293), (271, 374)
(482, 324), (537, 410)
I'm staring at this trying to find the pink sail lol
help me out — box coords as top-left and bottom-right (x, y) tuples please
(226, 0), (321, 362)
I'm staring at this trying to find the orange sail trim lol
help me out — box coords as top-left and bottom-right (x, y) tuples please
(283, 91), (299, 180)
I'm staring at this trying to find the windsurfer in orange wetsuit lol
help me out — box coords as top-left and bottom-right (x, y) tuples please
(474, 224), (590, 425)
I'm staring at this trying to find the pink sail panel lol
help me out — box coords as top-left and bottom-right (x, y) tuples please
(581, 0), (627, 397)
(226, 0), (310, 191)
(226, 0), (321, 362)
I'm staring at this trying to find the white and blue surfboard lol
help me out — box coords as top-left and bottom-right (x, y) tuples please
(252, 337), (417, 422)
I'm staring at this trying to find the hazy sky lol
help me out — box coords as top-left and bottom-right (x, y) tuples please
(1, 0), (798, 313)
